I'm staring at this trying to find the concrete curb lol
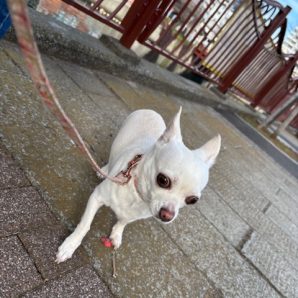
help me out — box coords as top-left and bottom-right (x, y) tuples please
(5, 8), (253, 114)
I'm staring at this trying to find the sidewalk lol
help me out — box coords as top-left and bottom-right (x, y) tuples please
(0, 143), (112, 297)
(1, 15), (298, 297)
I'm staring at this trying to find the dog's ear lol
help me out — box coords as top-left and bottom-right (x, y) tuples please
(194, 135), (221, 168)
(158, 107), (182, 143)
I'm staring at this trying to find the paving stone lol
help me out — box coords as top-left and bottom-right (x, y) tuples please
(22, 266), (113, 298)
(211, 166), (270, 212)
(227, 157), (296, 211)
(198, 187), (251, 247)
(213, 157), (270, 209)
(58, 60), (116, 97)
(98, 72), (180, 118)
(129, 82), (181, 120)
(162, 208), (279, 297)
(270, 188), (298, 227)
(0, 187), (58, 237)
(242, 232), (298, 297)
(0, 60), (121, 224)
(265, 205), (298, 245)
(41, 56), (129, 161)
(255, 219), (298, 269)
(242, 151), (296, 191)
(0, 236), (42, 297)
(19, 225), (89, 280)
(0, 42), (26, 76)
(83, 207), (218, 298)
(282, 178), (298, 200)
(209, 170), (264, 216)
(210, 177), (298, 269)
(0, 149), (30, 189)
(47, 56), (128, 148)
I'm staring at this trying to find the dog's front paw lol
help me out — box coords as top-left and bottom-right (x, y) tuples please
(55, 235), (81, 263)
(109, 233), (122, 249)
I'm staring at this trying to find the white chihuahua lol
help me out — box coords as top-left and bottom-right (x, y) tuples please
(56, 108), (221, 263)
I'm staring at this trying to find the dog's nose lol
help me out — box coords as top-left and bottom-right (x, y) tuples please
(159, 208), (174, 222)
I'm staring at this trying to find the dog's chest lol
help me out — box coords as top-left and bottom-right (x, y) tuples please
(109, 184), (151, 221)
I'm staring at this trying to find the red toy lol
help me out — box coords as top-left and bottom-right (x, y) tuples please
(101, 236), (113, 248)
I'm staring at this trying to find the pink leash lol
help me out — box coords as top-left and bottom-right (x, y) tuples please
(7, 0), (126, 184)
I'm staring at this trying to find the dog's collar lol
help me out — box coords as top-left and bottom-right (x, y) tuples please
(116, 154), (143, 184)
(115, 154), (146, 202)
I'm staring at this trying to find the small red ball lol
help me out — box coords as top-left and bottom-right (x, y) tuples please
(101, 236), (113, 248)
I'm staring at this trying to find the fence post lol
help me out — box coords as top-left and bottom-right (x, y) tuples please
(218, 6), (291, 93)
(251, 52), (298, 108)
(259, 92), (298, 128)
(274, 105), (298, 136)
(137, 0), (174, 44)
(120, 0), (161, 48)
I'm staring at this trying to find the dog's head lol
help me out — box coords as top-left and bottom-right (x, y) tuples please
(137, 107), (221, 223)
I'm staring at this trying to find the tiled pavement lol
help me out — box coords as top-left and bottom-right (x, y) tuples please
(1, 40), (298, 297)
(0, 144), (112, 297)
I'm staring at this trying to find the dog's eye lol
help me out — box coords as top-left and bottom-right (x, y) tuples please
(156, 173), (171, 189)
(185, 196), (199, 205)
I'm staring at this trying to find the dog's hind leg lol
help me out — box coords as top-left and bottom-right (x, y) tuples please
(56, 185), (103, 263)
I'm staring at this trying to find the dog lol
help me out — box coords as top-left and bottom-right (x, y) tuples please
(56, 108), (221, 263)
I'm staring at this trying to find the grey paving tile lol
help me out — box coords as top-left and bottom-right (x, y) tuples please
(98, 72), (180, 116)
(19, 225), (90, 280)
(58, 60), (116, 97)
(0, 236), (42, 297)
(265, 204), (298, 245)
(198, 187), (251, 247)
(0, 152), (30, 189)
(282, 178), (298, 200)
(255, 220), (298, 269)
(0, 42), (26, 76)
(84, 208), (218, 298)
(0, 187), (58, 237)
(271, 188), (298, 227)
(209, 171), (262, 217)
(22, 266), (113, 298)
(162, 208), (279, 297)
(213, 157), (271, 210)
(211, 164), (270, 212)
(211, 178), (298, 269)
(242, 232), (298, 297)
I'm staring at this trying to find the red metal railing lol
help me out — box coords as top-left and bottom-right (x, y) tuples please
(62, 0), (132, 32)
(139, 1), (291, 93)
(277, 94), (298, 128)
(257, 63), (298, 112)
(61, 0), (297, 118)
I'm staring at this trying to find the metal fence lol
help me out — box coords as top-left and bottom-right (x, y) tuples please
(62, 0), (133, 32)
(62, 0), (297, 119)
